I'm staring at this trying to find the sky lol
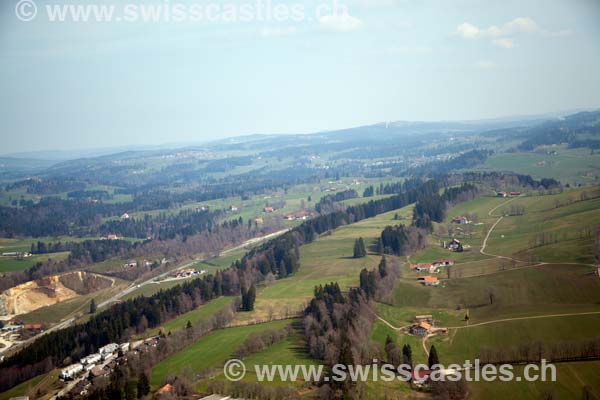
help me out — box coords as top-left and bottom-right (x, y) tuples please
(1, 0), (600, 153)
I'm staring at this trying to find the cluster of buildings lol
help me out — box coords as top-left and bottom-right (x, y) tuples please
(411, 259), (454, 275)
(59, 342), (126, 380)
(59, 336), (159, 396)
(61, 337), (162, 397)
(411, 259), (455, 287)
(411, 259), (454, 286)
(171, 268), (205, 279)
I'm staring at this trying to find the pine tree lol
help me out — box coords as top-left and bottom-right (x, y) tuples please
(428, 345), (440, 369)
(89, 299), (97, 314)
(247, 284), (256, 311)
(353, 238), (367, 258)
(359, 237), (367, 257)
(378, 256), (387, 278)
(241, 284), (256, 311)
(402, 344), (413, 367)
(137, 372), (150, 398)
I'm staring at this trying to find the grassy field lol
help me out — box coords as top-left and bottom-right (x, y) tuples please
(0, 370), (63, 400)
(122, 177), (388, 226)
(430, 314), (600, 363)
(486, 194), (600, 264)
(233, 205), (413, 324)
(390, 263), (600, 322)
(144, 296), (233, 337)
(469, 361), (600, 400)
(0, 374), (45, 400)
(0, 252), (70, 273)
(151, 319), (293, 387)
(478, 147), (600, 185)
(120, 279), (185, 300)
(365, 188), (600, 398)
(0, 235), (142, 273)
(192, 248), (249, 272)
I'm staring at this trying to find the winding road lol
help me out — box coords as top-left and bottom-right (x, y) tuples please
(374, 195), (600, 359)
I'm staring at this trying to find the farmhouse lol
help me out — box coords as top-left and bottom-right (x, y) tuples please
(254, 217), (264, 224)
(173, 268), (201, 278)
(120, 213), (130, 219)
(411, 263), (433, 272)
(451, 216), (469, 224)
(106, 234), (120, 240)
(410, 321), (432, 336)
(418, 276), (439, 286)
(263, 206), (274, 213)
(411, 369), (431, 386)
(447, 239), (463, 252)
(510, 192), (522, 196)
(295, 211), (309, 220)
(497, 192), (508, 198)
(229, 205), (239, 212)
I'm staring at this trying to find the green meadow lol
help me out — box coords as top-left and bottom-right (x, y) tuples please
(145, 296), (233, 337)
(151, 319), (293, 387)
(233, 205), (413, 324)
(478, 147), (600, 185)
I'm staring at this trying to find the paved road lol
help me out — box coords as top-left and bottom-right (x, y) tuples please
(97, 228), (290, 309)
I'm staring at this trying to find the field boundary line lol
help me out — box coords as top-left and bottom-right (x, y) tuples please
(448, 311), (600, 329)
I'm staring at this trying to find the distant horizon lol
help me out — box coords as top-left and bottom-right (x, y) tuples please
(3, 0), (600, 156)
(2, 106), (598, 158)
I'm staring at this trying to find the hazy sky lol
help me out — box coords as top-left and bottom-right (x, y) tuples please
(1, 0), (599, 153)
